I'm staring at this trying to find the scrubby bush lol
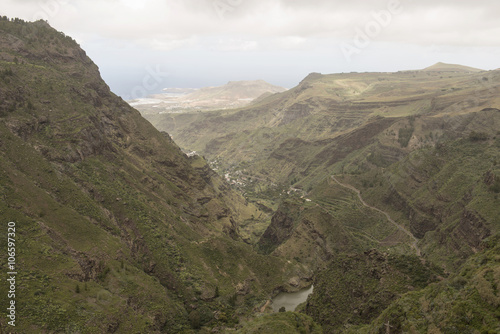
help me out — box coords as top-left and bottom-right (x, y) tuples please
(490, 177), (500, 193)
(469, 131), (489, 141)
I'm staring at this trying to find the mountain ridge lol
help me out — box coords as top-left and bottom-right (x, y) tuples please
(0, 17), (308, 332)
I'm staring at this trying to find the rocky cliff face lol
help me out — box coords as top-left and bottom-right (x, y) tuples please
(258, 202), (299, 253)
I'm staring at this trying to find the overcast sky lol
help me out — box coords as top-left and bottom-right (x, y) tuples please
(3, 0), (500, 98)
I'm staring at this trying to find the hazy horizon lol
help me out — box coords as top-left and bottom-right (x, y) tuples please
(129, 60), (489, 93)
(3, 0), (500, 98)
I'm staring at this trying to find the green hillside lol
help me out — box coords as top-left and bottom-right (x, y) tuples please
(354, 235), (500, 334)
(0, 18), (308, 333)
(305, 250), (442, 333)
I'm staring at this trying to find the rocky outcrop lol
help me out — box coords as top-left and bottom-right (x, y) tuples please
(258, 203), (298, 254)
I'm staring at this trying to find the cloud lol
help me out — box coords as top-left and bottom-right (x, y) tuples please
(209, 38), (259, 52)
(3, 0), (500, 50)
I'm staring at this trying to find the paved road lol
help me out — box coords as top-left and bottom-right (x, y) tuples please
(331, 176), (421, 257)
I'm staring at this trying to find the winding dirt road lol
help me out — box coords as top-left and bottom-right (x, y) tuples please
(331, 176), (421, 257)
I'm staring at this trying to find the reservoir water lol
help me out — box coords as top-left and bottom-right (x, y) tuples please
(271, 285), (314, 312)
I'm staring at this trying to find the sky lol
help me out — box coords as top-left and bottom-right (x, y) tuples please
(3, 0), (500, 98)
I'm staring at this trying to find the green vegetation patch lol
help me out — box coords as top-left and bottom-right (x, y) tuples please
(304, 251), (440, 333)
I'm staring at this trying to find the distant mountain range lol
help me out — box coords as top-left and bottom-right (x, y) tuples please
(130, 80), (287, 114)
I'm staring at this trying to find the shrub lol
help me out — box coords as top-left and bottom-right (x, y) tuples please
(188, 310), (201, 329)
(490, 177), (500, 193)
(469, 131), (489, 141)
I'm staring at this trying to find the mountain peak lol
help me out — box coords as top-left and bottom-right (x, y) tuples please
(300, 72), (323, 83)
(422, 62), (484, 73)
